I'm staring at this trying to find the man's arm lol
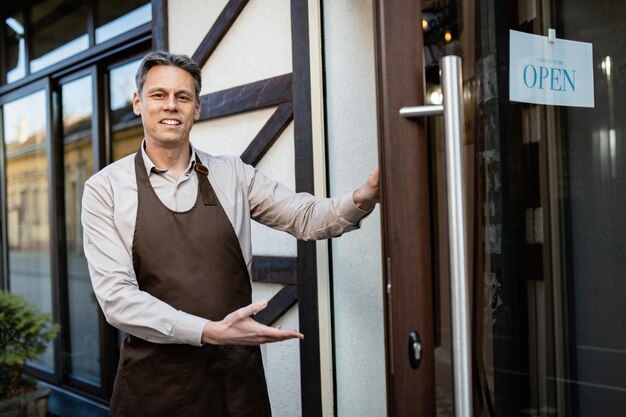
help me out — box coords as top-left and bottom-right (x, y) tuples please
(245, 163), (380, 240)
(83, 176), (303, 346)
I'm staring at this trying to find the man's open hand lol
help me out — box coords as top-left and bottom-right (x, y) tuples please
(201, 300), (304, 345)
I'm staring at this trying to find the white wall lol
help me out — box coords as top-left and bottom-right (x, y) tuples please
(322, 1), (387, 416)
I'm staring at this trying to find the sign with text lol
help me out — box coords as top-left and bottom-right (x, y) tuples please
(509, 30), (594, 108)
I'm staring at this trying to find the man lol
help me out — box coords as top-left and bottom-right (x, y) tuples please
(82, 51), (379, 417)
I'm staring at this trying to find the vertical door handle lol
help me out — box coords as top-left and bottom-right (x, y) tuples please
(400, 55), (472, 417)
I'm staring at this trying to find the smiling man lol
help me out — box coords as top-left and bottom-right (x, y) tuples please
(82, 51), (379, 417)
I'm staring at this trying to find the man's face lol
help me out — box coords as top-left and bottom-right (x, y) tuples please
(133, 65), (200, 149)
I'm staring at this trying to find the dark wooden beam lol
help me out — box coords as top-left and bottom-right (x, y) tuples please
(191, 0), (249, 68)
(254, 284), (298, 326)
(241, 102), (293, 166)
(151, 0), (169, 52)
(290, 1), (322, 416)
(198, 73), (292, 121)
(251, 256), (297, 285)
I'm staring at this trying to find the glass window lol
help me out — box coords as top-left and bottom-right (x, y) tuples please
(61, 75), (100, 385)
(3, 13), (26, 83)
(109, 59), (143, 161)
(96, 1), (152, 44)
(2, 90), (54, 372)
(30, 0), (89, 73)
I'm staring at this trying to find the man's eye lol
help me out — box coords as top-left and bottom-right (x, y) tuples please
(178, 96), (190, 101)
(153, 93), (165, 99)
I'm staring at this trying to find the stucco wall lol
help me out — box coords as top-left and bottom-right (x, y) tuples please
(322, 1), (387, 416)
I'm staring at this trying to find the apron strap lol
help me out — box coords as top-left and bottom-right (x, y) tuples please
(194, 156), (217, 206)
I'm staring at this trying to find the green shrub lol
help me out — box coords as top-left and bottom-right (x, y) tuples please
(0, 291), (60, 399)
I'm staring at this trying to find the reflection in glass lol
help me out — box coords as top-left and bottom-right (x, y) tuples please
(2, 90), (54, 372)
(3, 13), (26, 83)
(30, 0), (89, 73)
(109, 59), (143, 161)
(562, 3), (626, 412)
(61, 76), (100, 385)
(96, 1), (151, 44)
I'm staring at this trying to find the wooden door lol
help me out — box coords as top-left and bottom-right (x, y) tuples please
(374, 1), (437, 415)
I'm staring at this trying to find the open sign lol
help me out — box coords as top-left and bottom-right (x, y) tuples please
(509, 30), (594, 108)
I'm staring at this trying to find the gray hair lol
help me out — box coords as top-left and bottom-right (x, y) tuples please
(135, 51), (202, 100)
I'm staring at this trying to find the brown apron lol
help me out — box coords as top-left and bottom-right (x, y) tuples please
(109, 150), (271, 417)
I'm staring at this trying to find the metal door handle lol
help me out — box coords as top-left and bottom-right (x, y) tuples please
(400, 55), (472, 417)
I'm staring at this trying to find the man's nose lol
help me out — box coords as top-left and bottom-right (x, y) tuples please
(162, 96), (177, 111)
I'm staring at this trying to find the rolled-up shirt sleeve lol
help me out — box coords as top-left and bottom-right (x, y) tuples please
(243, 161), (372, 240)
(82, 176), (208, 346)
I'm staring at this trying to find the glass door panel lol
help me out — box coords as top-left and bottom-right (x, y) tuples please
(60, 74), (100, 385)
(2, 89), (54, 372)
(423, 0), (626, 415)
(558, 1), (626, 413)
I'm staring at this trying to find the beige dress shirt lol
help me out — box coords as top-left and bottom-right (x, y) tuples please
(82, 145), (370, 346)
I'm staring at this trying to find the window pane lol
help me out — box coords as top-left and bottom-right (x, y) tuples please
(109, 59), (143, 161)
(30, 0), (88, 73)
(96, 1), (151, 44)
(3, 90), (54, 372)
(61, 75), (100, 385)
(3, 13), (26, 83)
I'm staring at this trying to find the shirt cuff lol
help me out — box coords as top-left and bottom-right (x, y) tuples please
(337, 192), (373, 225)
(172, 310), (209, 346)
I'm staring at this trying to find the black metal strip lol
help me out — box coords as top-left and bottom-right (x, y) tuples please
(198, 74), (292, 121)
(254, 284), (298, 326)
(241, 102), (293, 166)
(191, 0), (249, 68)
(251, 256), (298, 285)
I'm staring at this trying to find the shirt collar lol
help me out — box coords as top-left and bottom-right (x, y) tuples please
(140, 140), (196, 177)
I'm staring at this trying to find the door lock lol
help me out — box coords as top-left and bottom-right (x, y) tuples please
(408, 330), (422, 369)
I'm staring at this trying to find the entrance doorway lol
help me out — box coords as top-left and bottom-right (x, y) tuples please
(376, 0), (626, 415)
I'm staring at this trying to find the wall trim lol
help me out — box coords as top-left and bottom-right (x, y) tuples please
(308, 1), (335, 416)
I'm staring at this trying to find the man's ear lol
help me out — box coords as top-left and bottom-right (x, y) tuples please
(194, 100), (201, 121)
(133, 92), (141, 116)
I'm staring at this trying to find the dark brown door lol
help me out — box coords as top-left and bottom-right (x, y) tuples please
(376, 0), (626, 416)
(374, 1), (437, 416)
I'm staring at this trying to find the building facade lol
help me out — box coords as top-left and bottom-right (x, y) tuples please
(0, 1), (624, 416)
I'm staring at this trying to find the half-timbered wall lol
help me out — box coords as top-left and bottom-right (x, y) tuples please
(169, 1), (301, 416)
(168, 1), (386, 416)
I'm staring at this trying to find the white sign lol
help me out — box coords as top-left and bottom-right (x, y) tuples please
(509, 30), (594, 108)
